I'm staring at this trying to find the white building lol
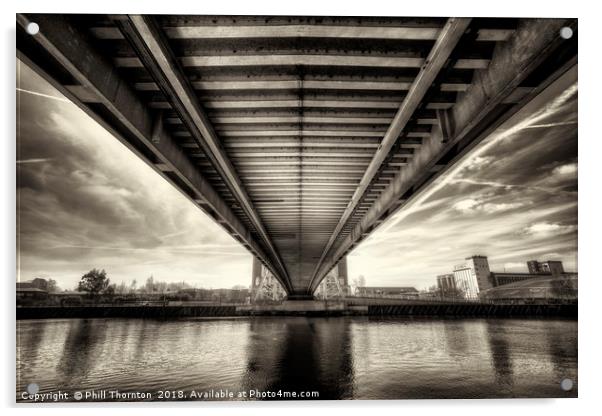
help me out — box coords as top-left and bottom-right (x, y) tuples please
(452, 255), (492, 299)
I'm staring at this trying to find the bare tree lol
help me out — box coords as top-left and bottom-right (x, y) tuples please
(115, 281), (129, 294)
(352, 275), (366, 288)
(144, 275), (155, 293)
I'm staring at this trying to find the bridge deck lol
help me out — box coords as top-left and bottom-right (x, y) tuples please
(17, 15), (577, 297)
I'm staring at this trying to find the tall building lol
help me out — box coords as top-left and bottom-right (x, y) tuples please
(527, 260), (543, 274)
(453, 264), (479, 299)
(452, 255), (492, 299)
(471, 255), (493, 290)
(527, 260), (565, 277)
(436, 274), (456, 292)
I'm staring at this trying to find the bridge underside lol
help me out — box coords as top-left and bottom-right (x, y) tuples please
(17, 15), (577, 297)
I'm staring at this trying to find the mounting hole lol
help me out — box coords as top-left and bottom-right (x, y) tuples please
(560, 378), (574, 391)
(559, 27), (573, 39)
(26, 22), (39, 35)
(26, 383), (39, 394)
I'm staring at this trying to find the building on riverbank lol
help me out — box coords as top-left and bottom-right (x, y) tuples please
(16, 286), (48, 302)
(527, 260), (565, 276)
(355, 286), (419, 298)
(439, 256), (576, 300)
(452, 256), (492, 299)
(480, 274), (578, 302)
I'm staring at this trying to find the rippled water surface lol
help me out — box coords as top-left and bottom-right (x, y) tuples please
(16, 317), (577, 400)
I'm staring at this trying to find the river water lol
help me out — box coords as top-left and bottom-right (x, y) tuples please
(16, 317), (577, 401)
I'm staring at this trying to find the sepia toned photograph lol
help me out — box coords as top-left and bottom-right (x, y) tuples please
(16, 12), (577, 402)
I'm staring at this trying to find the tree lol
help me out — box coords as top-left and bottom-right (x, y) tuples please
(47, 279), (59, 293)
(144, 275), (155, 293)
(167, 281), (191, 292)
(232, 284), (248, 290)
(104, 284), (116, 296)
(78, 268), (110, 297)
(442, 287), (465, 299)
(31, 278), (49, 291)
(115, 281), (128, 294)
(359, 275), (366, 287)
(155, 281), (167, 293)
(352, 275), (366, 289)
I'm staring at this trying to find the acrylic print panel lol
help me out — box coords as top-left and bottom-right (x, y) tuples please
(16, 14), (577, 402)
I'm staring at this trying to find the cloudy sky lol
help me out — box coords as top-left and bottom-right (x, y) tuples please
(17, 61), (250, 291)
(349, 68), (578, 289)
(17, 60), (577, 291)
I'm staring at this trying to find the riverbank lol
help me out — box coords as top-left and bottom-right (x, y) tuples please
(16, 302), (577, 319)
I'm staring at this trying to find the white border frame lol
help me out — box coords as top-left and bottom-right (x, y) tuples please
(3, 1), (600, 415)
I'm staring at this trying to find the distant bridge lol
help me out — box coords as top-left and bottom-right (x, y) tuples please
(17, 15), (577, 299)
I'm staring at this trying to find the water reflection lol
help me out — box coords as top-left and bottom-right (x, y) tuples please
(134, 320), (151, 360)
(545, 321), (578, 381)
(57, 319), (107, 384)
(243, 318), (354, 399)
(484, 320), (513, 388)
(16, 317), (577, 400)
(442, 319), (470, 355)
(17, 320), (46, 365)
(349, 317), (577, 399)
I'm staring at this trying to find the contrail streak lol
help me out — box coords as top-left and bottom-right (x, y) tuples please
(369, 82), (578, 241)
(16, 87), (71, 103)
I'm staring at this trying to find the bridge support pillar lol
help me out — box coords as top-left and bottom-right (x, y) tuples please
(251, 257), (286, 303)
(338, 256), (349, 295)
(315, 256), (350, 299)
(251, 256), (349, 301)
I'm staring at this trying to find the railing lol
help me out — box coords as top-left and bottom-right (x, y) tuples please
(346, 295), (487, 304)
(344, 295), (577, 306)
